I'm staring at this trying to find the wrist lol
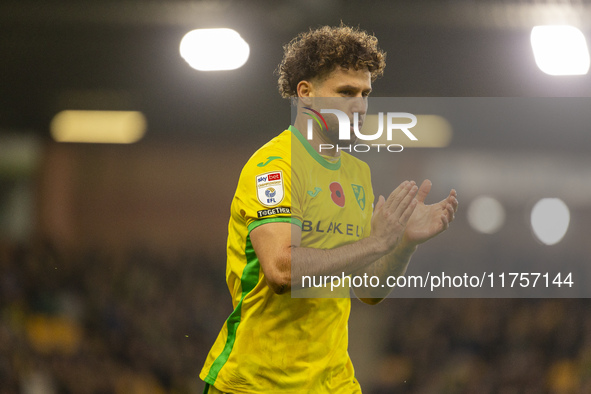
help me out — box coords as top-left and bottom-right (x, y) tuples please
(367, 234), (390, 257)
(396, 237), (418, 257)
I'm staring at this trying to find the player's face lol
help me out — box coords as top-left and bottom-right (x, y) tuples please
(307, 67), (372, 144)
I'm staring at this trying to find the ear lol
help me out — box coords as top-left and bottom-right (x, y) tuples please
(297, 80), (313, 106)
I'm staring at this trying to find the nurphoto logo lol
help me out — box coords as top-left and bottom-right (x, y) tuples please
(303, 107), (418, 153)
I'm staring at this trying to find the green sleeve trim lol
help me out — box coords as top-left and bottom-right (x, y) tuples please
(291, 217), (302, 228)
(289, 125), (341, 171)
(247, 217), (295, 233)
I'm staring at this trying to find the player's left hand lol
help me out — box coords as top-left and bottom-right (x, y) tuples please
(400, 179), (458, 248)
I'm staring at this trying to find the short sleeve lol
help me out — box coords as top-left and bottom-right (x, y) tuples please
(234, 154), (296, 234)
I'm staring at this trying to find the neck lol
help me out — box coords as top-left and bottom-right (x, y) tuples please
(293, 115), (339, 157)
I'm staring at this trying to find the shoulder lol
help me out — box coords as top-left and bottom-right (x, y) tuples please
(237, 129), (292, 190)
(243, 130), (291, 171)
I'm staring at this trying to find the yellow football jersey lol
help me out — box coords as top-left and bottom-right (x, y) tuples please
(200, 126), (374, 393)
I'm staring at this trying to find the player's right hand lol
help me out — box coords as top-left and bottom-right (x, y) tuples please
(370, 181), (418, 254)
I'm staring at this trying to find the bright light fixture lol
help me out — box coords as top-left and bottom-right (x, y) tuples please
(50, 110), (147, 144)
(180, 28), (250, 71)
(467, 196), (505, 234)
(531, 25), (590, 75)
(530, 198), (570, 245)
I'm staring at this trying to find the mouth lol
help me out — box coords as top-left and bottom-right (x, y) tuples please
(350, 122), (363, 133)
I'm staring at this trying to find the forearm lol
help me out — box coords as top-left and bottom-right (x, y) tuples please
(360, 242), (417, 278)
(351, 242), (417, 301)
(290, 235), (387, 288)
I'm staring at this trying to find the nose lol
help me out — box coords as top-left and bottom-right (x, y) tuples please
(350, 96), (367, 116)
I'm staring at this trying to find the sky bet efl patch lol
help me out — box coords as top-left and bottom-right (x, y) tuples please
(256, 171), (284, 207)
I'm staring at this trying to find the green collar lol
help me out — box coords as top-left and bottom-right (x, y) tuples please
(289, 125), (341, 171)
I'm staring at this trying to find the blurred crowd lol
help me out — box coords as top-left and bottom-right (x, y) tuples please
(0, 240), (230, 394)
(0, 239), (590, 393)
(372, 297), (591, 393)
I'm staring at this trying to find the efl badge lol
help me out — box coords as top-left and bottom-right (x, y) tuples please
(351, 184), (365, 210)
(256, 171), (284, 207)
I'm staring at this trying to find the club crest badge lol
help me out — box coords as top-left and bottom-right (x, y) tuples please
(256, 171), (284, 207)
(351, 184), (365, 210)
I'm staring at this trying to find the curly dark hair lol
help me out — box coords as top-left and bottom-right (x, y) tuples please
(276, 24), (386, 98)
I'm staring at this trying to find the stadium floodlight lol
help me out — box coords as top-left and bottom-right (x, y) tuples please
(467, 196), (505, 234)
(530, 198), (570, 245)
(531, 25), (590, 75)
(180, 28), (250, 71)
(50, 110), (147, 144)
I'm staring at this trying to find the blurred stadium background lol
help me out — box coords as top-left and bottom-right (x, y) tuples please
(1, 0), (591, 393)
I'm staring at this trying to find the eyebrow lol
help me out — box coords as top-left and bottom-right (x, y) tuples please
(337, 84), (372, 94)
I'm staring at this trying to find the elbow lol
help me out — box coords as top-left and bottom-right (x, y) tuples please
(261, 250), (292, 295)
(359, 297), (384, 305)
(265, 270), (291, 295)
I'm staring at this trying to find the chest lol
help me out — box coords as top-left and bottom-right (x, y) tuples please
(297, 165), (372, 248)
